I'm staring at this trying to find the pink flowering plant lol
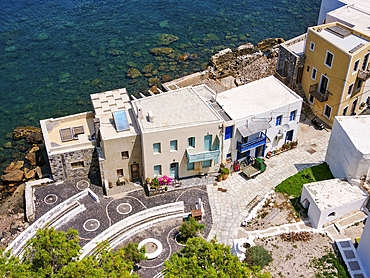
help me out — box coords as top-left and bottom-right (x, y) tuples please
(159, 175), (172, 186)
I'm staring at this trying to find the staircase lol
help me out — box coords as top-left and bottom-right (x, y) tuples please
(292, 83), (315, 120)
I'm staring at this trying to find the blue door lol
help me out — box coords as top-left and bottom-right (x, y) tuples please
(286, 130), (294, 141)
(204, 135), (212, 151)
(255, 145), (265, 158)
(170, 163), (178, 179)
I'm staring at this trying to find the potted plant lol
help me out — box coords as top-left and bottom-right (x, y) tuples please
(266, 151), (272, 158)
(217, 174), (223, 182)
(165, 186), (168, 191)
(360, 102), (366, 109)
(146, 177), (151, 185)
(221, 168), (230, 179)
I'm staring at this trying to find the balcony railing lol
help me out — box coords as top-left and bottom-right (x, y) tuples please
(358, 69), (370, 81)
(186, 149), (220, 163)
(237, 133), (267, 153)
(309, 83), (329, 102)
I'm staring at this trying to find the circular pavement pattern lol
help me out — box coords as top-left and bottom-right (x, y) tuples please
(83, 219), (100, 232)
(138, 238), (163, 259)
(116, 203), (133, 215)
(44, 194), (58, 205)
(76, 180), (90, 190)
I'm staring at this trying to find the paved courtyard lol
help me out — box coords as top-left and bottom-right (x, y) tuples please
(207, 118), (331, 245)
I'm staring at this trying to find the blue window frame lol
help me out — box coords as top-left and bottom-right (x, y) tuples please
(154, 165), (162, 175)
(276, 115), (282, 126)
(290, 110), (296, 122)
(203, 160), (212, 168)
(153, 143), (161, 154)
(170, 140), (178, 151)
(187, 162), (194, 171)
(225, 126), (233, 140)
(188, 137), (195, 148)
(226, 153), (231, 158)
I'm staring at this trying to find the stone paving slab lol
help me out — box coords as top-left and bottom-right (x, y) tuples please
(207, 121), (331, 245)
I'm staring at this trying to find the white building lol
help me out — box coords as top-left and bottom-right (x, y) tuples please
(358, 218), (370, 277)
(300, 179), (367, 228)
(325, 116), (370, 183)
(131, 86), (223, 180)
(215, 76), (302, 161)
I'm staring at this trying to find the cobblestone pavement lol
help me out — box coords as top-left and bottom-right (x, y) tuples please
(207, 119), (331, 245)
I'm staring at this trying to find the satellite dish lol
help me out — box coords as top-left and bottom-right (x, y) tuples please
(282, 124), (290, 132)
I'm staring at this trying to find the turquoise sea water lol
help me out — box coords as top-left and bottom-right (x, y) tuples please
(0, 0), (320, 165)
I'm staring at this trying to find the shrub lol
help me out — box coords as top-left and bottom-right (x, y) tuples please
(178, 217), (205, 244)
(243, 245), (273, 269)
(221, 168), (230, 175)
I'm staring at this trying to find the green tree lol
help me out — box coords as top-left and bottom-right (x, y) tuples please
(163, 237), (270, 278)
(243, 245), (273, 269)
(0, 227), (146, 278)
(178, 217), (205, 243)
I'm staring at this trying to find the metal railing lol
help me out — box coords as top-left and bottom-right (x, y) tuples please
(237, 133), (267, 153)
(309, 83), (329, 102)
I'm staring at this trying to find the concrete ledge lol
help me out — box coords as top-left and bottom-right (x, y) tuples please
(6, 188), (98, 257)
(25, 178), (55, 222)
(80, 201), (186, 259)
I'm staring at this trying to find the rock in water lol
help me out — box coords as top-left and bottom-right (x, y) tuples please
(157, 34), (178, 45)
(13, 126), (42, 140)
(25, 152), (36, 166)
(126, 68), (142, 79)
(150, 47), (173, 56)
(256, 38), (284, 52)
(26, 133), (44, 144)
(4, 161), (24, 174)
(1, 170), (24, 183)
(236, 43), (254, 56)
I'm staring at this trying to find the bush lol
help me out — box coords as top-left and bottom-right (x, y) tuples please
(243, 245), (273, 269)
(177, 217), (205, 244)
(221, 168), (230, 175)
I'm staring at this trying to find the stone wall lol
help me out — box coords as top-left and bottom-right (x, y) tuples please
(49, 147), (99, 181)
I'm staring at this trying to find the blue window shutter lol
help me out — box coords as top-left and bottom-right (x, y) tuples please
(225, 126), (233, 140)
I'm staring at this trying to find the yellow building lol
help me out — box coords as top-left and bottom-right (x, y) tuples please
(301, 22), (370, 126)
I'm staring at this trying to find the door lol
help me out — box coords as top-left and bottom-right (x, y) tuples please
(286, 130), (294, 142)
(255, 145), (265, 158)
(170, 163), (178, 179)
(204, 135), (212, 151)
(319, 75), (329, 94)
(130, 164), (140, 181)
(296, 66), (303, 84)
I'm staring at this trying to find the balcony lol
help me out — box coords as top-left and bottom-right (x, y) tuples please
(358, 69), (370, 81)
(186, 149), (220, 163)
(309, 83), (329, 102)
(237, 133), (268, 153)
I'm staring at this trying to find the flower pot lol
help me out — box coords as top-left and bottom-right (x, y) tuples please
(217, 175), (223, 182)
(223, 174), (228, 180)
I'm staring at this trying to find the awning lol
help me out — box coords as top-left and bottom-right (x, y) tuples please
(237, 119), (271, 137)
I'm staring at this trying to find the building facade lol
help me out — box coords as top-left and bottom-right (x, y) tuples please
(301, 22), (370, 126)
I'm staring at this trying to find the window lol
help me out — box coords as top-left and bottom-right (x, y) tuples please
(117, 169), (123, 177)
(276, 115), (282, 126)
(187, 137), (195, 148)
(71, 161), (84, 169)
(187, 162), (194, 171)
(356, 80), (363, 91)
(353, 59), (360, 73)
(328, 212), (336, 217)
(307, 65), (310, 72)
(309, 41), (315, 51)
(308, 94), (314, 104)
(319, 75), (329, 94)
(324, 104), (332, 119)
(342, 106), (348, 116)
(347, 83), (354, 96)
(225, 126), (233, 140)
(202, 160), (212, 168)
(290, 110), (297, 121)
(324, 51), (334, 68)
(226, 153), (231, 159)
(362, 53), (369, 70)
(311, 67), (317, 80)
(121, 151), (129, 159)
(153, 143), (161, 154)
(154, 165), (162, 176)
(170, 140), (178, 151)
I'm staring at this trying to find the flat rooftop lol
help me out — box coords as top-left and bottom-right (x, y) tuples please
(133, 86), (221, 132)
(40, 112), (96, 155)
(305, 179), (366, 210)
(336, 115), (370, 154)
(327, 5), (370, 35)
(215, 76), (301, 120)
(91, 88), (130, 117)
(310, 23), (370, 53)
